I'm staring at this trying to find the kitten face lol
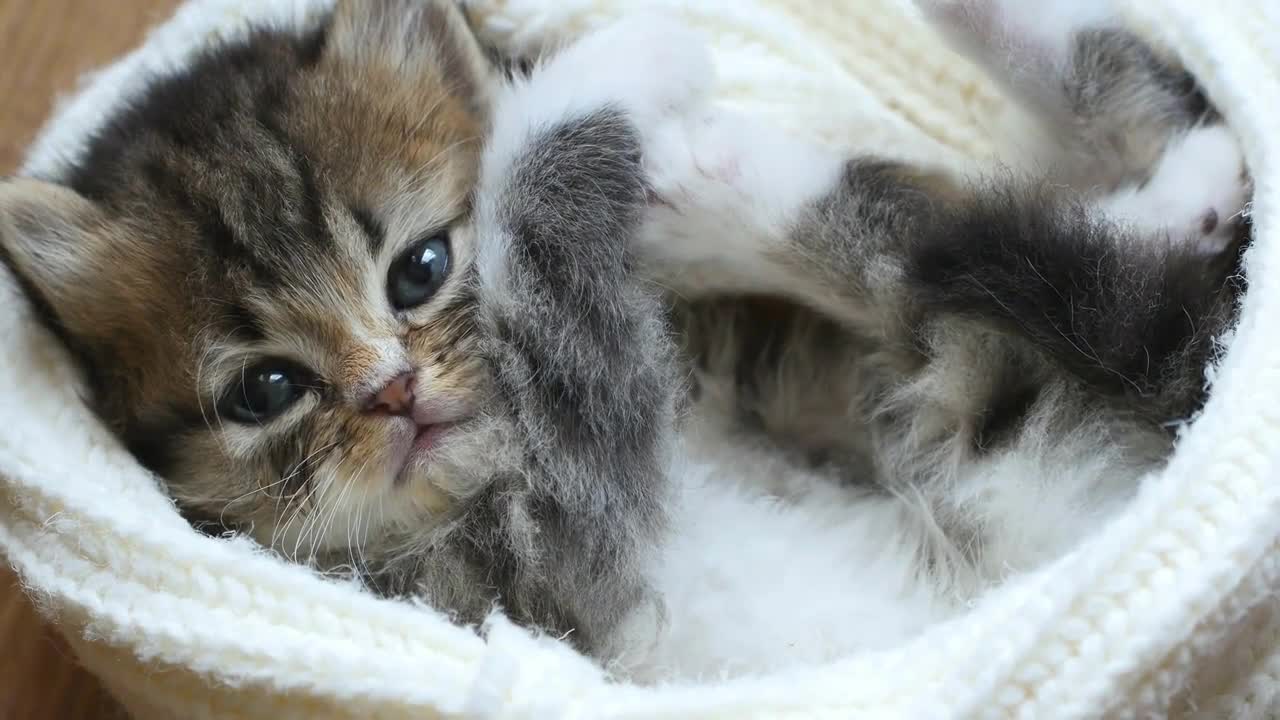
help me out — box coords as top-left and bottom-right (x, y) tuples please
(0, 0), (504, 554)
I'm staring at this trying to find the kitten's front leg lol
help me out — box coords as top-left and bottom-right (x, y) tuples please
(460, 15), (710, 655)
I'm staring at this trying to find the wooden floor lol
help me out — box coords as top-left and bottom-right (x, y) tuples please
(0, 3), (180, 717)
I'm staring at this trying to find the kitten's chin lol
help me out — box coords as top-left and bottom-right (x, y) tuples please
(410, 413), (523, 500)
(259, 414), (518, 557)
(394, 421), (466, 487)
(383, 414), (514, 514)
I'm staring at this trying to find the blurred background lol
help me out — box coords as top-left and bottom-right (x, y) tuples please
(1, 3), (178, 716)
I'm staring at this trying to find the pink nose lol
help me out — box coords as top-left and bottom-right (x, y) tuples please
(366, 371), (416, 416)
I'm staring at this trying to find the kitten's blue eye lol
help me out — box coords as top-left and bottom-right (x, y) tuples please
(388, 232), (450, 311)
(220, 361), (308, 424)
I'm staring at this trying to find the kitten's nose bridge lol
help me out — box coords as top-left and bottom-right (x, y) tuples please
(365, 371), (416, 416)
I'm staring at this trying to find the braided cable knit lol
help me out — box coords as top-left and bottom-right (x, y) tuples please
(1, 0), (1278, 717)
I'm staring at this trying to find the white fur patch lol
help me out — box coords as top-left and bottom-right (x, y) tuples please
(611, 426), (948, 681)
(1099, 124), (1249, 253)
(638, 109), (845, 296)
(611, 399), (1146, 681)
(480, 13), (714, 195)
(473, 12), (716, 299)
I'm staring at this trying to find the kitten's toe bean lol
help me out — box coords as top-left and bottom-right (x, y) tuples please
(1200, 209), (1219, 236)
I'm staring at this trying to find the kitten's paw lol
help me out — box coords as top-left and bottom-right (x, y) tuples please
(553, 14), (714, 121)
(1099, 124), (1249, 254)
(486, 14), (714, 181)
(636, 110), (845, 292)
(648, 111), (839, 225)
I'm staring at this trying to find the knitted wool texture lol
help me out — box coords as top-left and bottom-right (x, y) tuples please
(2, 0), (1278, 717)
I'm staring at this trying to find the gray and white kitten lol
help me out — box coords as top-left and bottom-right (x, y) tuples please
(555, 1), (1249, 678)
(0, 0), (1250, 680)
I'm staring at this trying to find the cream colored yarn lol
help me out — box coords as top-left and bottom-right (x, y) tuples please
(2, 0), (1278, 717)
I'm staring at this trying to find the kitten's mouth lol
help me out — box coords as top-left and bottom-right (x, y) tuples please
(390, 400), (474, 486)
(392, 423), (458, 487)
(411, 422), (456, 455)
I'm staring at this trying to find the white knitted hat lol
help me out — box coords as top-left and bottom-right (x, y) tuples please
(3, 0), (1279, 717)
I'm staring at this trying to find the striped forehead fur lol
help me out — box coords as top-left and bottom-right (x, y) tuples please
(0, 0), (498, 551)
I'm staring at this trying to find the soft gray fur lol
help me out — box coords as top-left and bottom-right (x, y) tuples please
(361, 110), (677, 654)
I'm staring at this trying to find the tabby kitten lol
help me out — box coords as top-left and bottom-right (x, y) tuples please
(0, 0), (672, 657)
(0, 0), (1251, 680)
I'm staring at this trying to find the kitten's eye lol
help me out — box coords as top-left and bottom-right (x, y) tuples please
(388, 232), (451, 310)
(219, 361), (309, 424)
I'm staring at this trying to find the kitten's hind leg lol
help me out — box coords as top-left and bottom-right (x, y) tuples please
(916, 0), (1123, 124)
(1097, 124), (1250, 255)
(638, 108), (1244, 423)
(918, 0), (1205, 172)
(918, 0), (1249, 253)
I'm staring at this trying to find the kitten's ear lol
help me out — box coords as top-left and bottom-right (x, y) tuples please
(0, 178), (109, 342)
(328, 0), (497, 115)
